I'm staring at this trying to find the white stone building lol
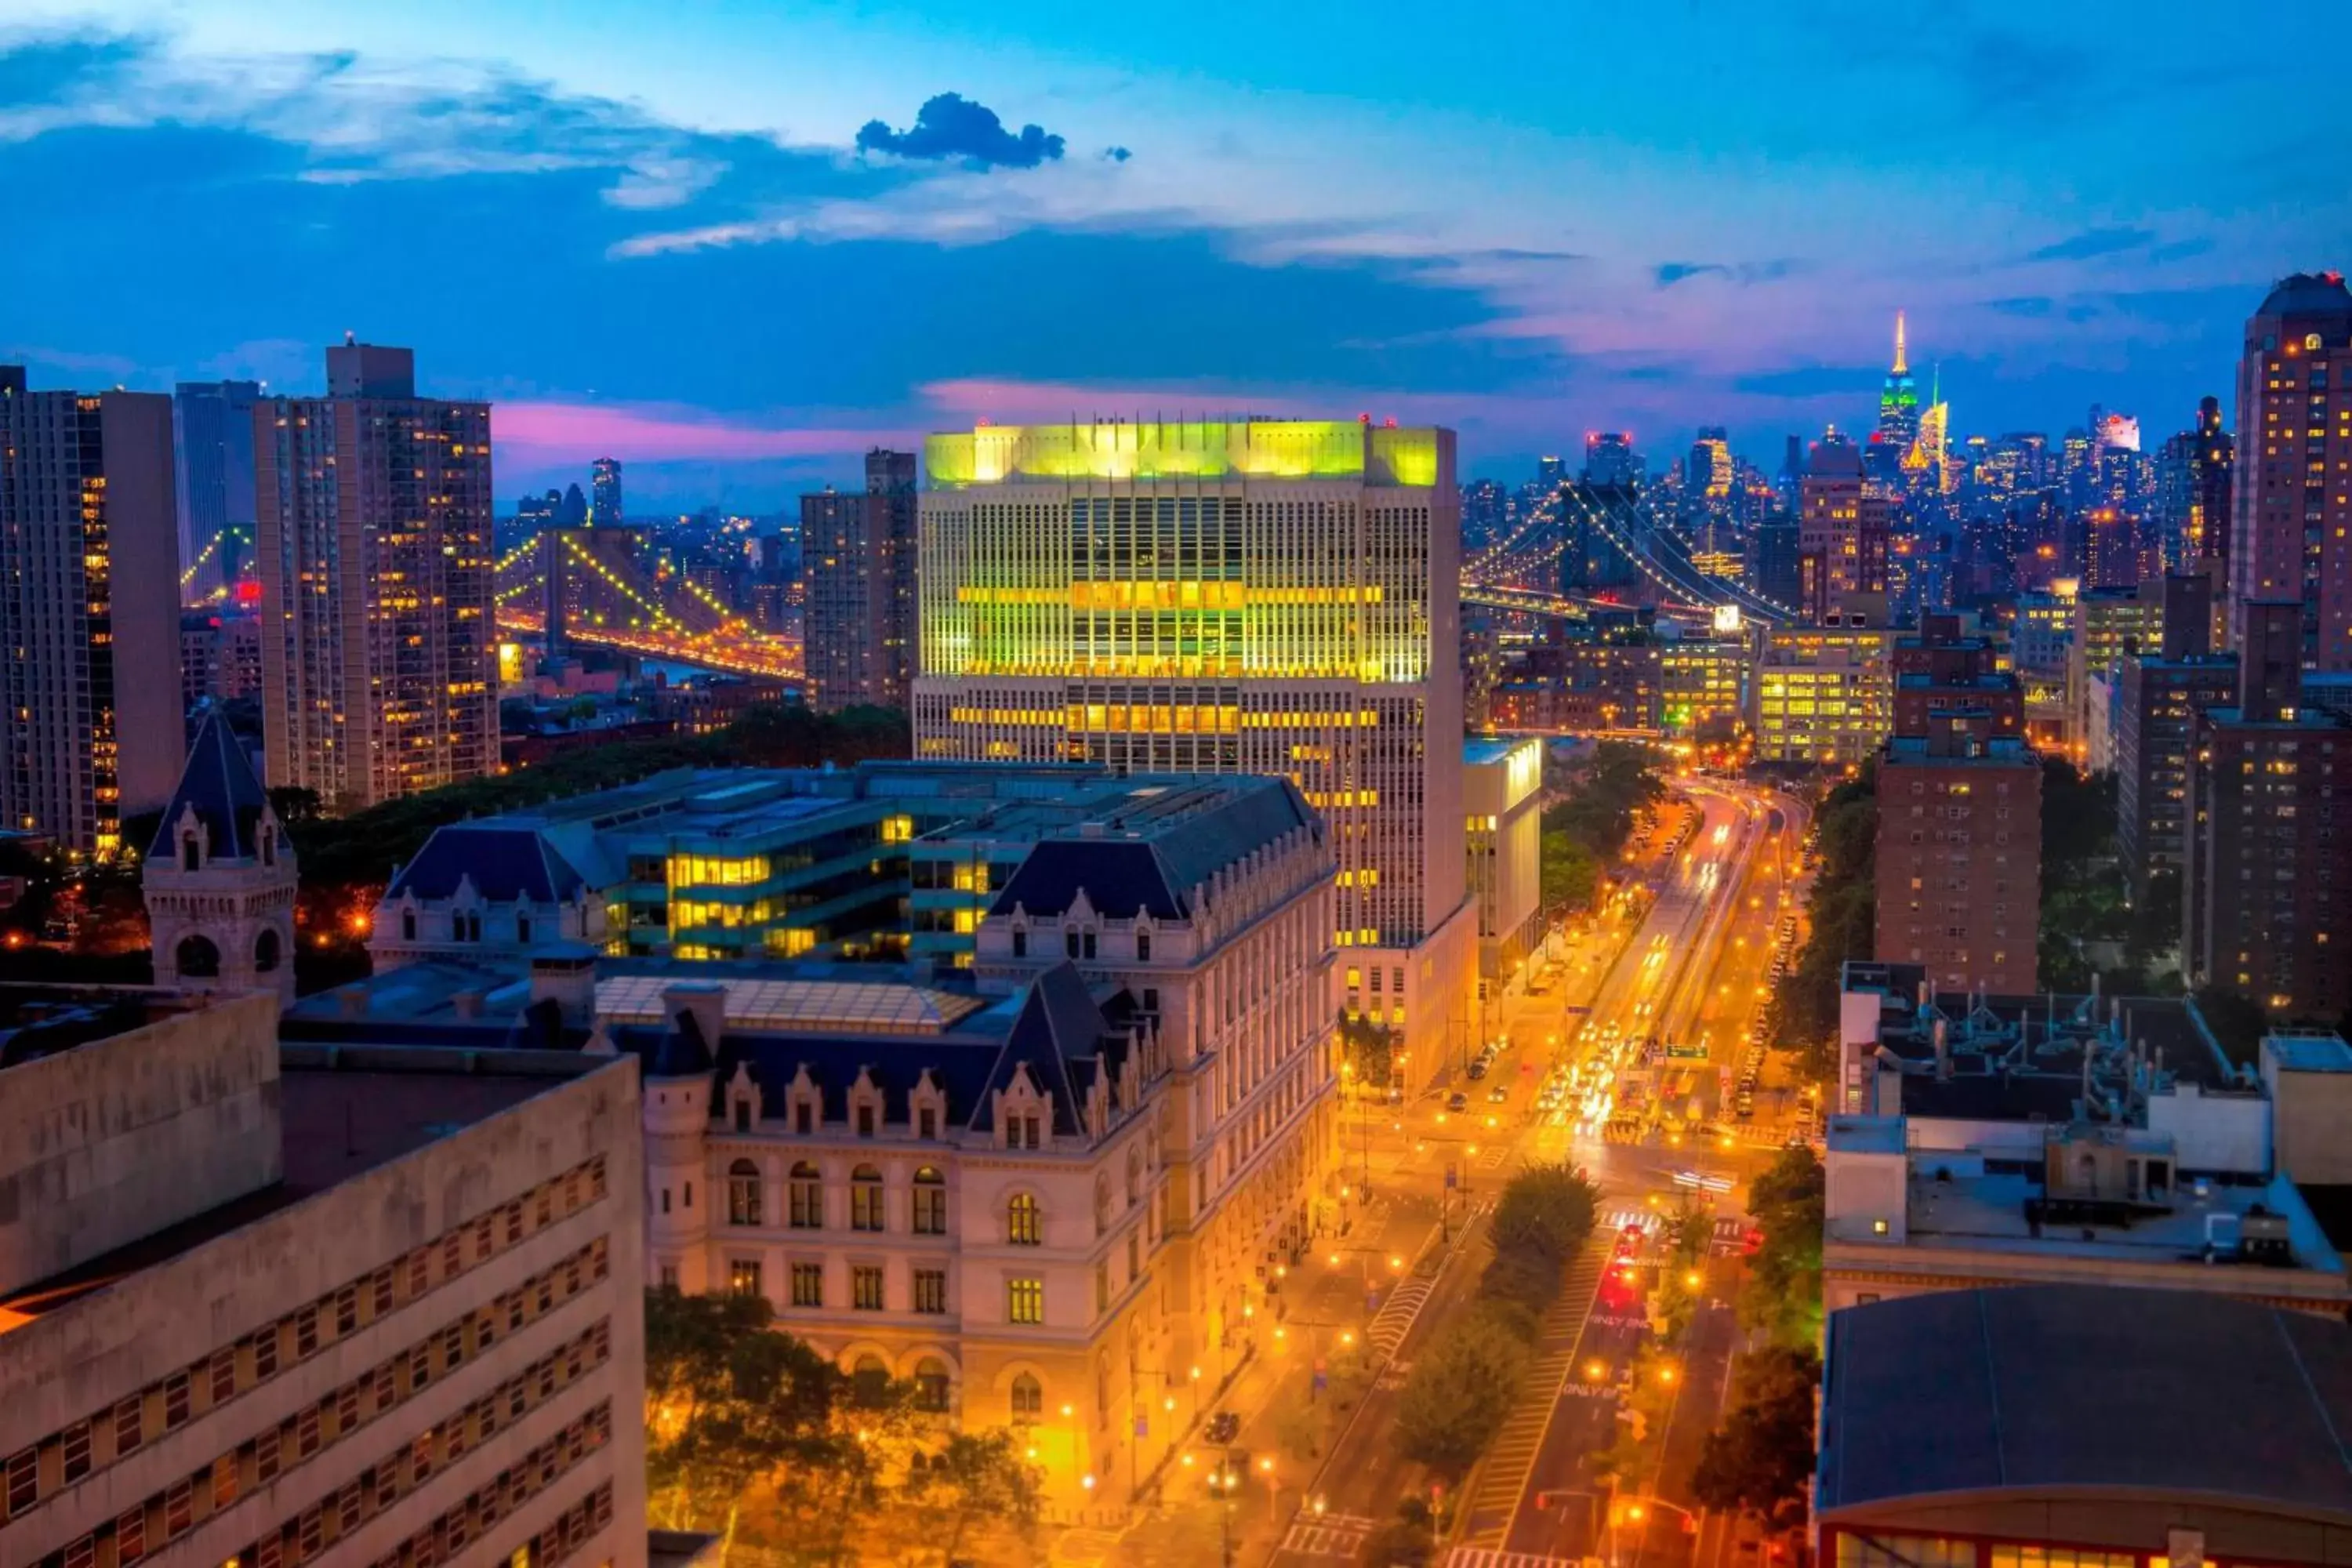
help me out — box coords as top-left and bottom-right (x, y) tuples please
(143, 713), (299, 1006)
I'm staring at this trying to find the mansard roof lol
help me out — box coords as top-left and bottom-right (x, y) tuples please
(388, 824), (588, 904)
(989, 777), (1316, 921)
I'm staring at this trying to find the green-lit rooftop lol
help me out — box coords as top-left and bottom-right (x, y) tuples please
(925, 419), (1450, 488)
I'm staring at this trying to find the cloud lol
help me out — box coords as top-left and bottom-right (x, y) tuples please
(0, 29), (143, 109)
(2024, 225), (2156, 263)
(1985, 296), (2053, 317)
(1733, 365), (1886, 399)
(855, 93), (1065, 170)
(497, 400), (908, 465)
(2147, 236), (2214, 264)
(1103, 146), (1131, 162)
(1656, 262), (1726, 287)
(1655, 258), (1800, 289)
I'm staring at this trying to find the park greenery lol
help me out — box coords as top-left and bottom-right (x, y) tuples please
(1540, 741), (1668, 916)
(644, 1287), (1039, 1567)
(1392, 1163), (1599, 1479)
(1762, 769), (1877, 1081)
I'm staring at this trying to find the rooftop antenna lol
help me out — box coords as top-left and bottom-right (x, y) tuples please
(1892, 311), (1908, 376)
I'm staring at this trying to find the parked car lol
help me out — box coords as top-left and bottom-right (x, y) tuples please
(1206, 1410), (1241, 1444)
(1446, 1091), (1470, 1112)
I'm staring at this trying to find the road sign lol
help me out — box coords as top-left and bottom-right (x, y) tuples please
(1445, 1163), (1458, 1189)
(1563, 1004), (1592, 1014)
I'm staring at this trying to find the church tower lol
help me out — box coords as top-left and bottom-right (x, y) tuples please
(144, 714), (298, 1005)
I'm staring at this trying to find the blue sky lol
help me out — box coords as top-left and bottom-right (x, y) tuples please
(2, 1), (2345, 507)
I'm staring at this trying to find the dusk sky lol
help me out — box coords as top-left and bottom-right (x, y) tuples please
(3, 1), (2346, 508)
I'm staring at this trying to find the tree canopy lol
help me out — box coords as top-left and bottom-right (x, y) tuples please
(1690, 1345), (1821, 1527)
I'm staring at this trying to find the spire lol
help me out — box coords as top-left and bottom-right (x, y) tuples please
(1892, 310), (1908, 376)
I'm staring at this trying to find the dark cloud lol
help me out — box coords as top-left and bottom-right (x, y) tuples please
(2024, 225), (2155, 263)
(1985, 296), (2054, 317)
(1103, 146), (1131, 162)
(2147, 237), (2215, 264)
(855, 93), (1065, 170)
(1656, 262), (1726, 286)
(0, 30), (143, 108)
(1656, 259), (1799, 288)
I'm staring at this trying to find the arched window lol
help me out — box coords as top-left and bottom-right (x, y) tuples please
(728, 1160), (762, 1226)
(852, 1356), (890, 1408)
(401, 909), (416, 942)
(253, 929), (281, 975)
(182, 835), (200, 873)
(1006, 1192), (1041, 1246)
(1126, 1146), (1143, 1208)
(914, 1358), (951, 1413)
(176, 935), (220, 979)
(260, 827), (275, 868)
(911, 1167), (947, 1236)
(1093, 1174), (1112, 1237)
(1010, 1373), (1043, 1421)
(850, 1165), (884, 1232)
(789, 1162), (823, 1229)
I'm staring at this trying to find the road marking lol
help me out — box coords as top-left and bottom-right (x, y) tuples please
(1456, 1248), (1608, 1546)
(1445, 1548), (1584, 1568)
(1366, 1276), (1435, 1356)
(1281, 1514), (1382, 1556)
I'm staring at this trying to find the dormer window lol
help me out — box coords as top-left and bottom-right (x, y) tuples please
(260, 827), (276, 868)
(1135, 929), (1151, 962)
(402, 909), (416, 942)
(1065, 928), (1080, 959)
(182, 834), (200, 873)
(1012, 929), (1028, 958)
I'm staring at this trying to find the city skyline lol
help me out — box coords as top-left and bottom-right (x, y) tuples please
(4, 4), (2347, 506)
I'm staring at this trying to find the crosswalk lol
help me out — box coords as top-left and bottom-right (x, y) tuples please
(1602, 1207), (1652, 1235)
(1366, 1276), (1435, 1357)
(1445, 1550), (1584, 1568)
(1280, 1511), (1381, 1558)
(1456, 1248), (1607, 1546)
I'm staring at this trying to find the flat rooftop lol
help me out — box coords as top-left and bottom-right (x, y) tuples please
(2268, 1033), (2352, 1073)
(0, 1058), (583, 1334)
(1870, 1163), (2339, 1274)
(0, 986), (222, 1071)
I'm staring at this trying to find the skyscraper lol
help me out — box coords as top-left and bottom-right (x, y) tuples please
(1799, 431), (1889, 620)
(1583, 431), (1638, 488)
(2229, 271), (2352, 661)
(801, 448), (919, 713)
(590, 455), (623, 526)
(0, 368), (185, 855)
(1686, 426), (1733, 501)
(1882, 310), (1919, 451)
(253, 342), (496, 811)
(172, 379), (260, 605)
(913, 419), (1474, 1068)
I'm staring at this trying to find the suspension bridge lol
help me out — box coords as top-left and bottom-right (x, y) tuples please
(1459, 481), (1798, 629)
(492, 528), (801, 682)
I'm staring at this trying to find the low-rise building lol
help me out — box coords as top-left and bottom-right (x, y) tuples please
(1827, 962), (2352, 1313)
(1819, 1285), (2352, 1568)
(1464, 737), (1544, 998)
(0, 989), (649, 1568)
(1657, 636), (1750, 738)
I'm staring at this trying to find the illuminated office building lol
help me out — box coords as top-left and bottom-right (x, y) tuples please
(253, 343), (496, 811)
(913, 420), (1475, 1072)
(1753, 622), (1892, 768)
(2229, 271), (2352, 661)
(1660, 637), (1751, 736)
(1583, 431), (1639, 488)
(0, 368), (185, 855)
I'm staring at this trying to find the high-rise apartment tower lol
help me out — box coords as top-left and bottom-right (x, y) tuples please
(253, 343), (496, 811)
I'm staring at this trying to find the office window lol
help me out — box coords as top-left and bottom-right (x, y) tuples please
(853, 1265), (885, 1311)
(728, 1259), (763, 1298)
(728, 1160), (763, 1226)
(1007, 1277), (1044, 1325)
(912, 1167), (948, 1235)
(789, 1163), (823, 1229)
(791, 1263), (824, 1308)
(851, 1166), (885, 1232)
(913, 1269), (948, 1314)
(1007, 1192), (1041, 1245)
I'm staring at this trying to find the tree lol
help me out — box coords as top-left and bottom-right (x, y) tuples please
(1336, 1009), (1395, 1091)
(1490, 1163), (1600, 1264)
(1763, 773), (1876, 1076)
(898, 1429), (1040, 1566)
(1541, 830), (1600, 915)
(1690, 1347), (1820, 1528)
(1393, 1320), (1529, 1477)
(1740, 1148), (1824, 1348)
(641, 1287), (874, 1563)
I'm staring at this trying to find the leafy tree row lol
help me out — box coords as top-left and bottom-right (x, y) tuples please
(1761, 770), (1876, 1081)
(1392, 1165), (1599, 1479)
(645, 1287), (1038, 1567)
(1540, 741), (1667, 916)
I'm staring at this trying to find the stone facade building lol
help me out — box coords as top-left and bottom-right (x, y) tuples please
(144, 713), (299, 1005)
